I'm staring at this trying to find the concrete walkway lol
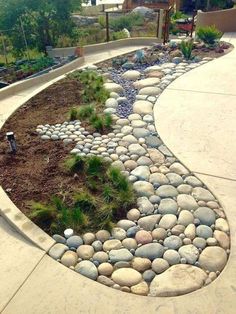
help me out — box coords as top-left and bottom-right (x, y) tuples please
(1, 36), (236, 313)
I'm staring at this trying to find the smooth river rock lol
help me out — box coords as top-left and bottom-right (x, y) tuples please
(149, 264), (207, 296)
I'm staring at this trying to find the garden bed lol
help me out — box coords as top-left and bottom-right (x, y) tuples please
(0, 39), (232, 297)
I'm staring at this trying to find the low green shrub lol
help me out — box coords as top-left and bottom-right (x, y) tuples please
(196, 25), (222, 46)
(30, 156), (135, 233)
(180, 39), (194, 60)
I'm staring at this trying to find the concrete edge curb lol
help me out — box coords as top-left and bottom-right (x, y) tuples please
(0, 187), (55, 252)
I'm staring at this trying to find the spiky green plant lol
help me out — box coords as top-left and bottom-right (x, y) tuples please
(85, 156), (104, 177)
(180, 39), (194, 60)
(77, 105), (94, 120)
(69, 107), (78, 121)
(104, 113), (113, 128)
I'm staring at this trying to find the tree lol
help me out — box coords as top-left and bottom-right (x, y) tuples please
(0, 0), (82, 55)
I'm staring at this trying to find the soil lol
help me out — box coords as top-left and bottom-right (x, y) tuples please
(0, 78), (90, 220)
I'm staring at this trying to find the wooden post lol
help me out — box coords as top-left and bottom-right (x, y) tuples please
(106, 12), (110, 42)
(157, 9), (164, 41)
(163, 7), (171, 44)
(0, 33), (8, 65)
(190, 11), (197, 38)
(20, 16), (30, 61)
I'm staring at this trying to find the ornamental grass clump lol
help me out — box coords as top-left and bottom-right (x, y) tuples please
(68, 70), (109, 104)
(197, 25), (222, 46)
(30, 156), (135, 234)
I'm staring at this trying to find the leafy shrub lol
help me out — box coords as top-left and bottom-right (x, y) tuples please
(180, 39), (194, 60)
(197, 25), (222, 46)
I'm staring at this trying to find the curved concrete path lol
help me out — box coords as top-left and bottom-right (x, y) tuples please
(1, 36), (236, 313)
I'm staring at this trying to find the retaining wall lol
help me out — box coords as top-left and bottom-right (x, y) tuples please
(49, 37), (160, 58)
(196, 8), (236, 32)
(0, 57), (85, 101)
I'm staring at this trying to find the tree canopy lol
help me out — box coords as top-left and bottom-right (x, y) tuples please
(0, 0), (82, 54)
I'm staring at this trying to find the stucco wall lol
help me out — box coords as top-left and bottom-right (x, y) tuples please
(196, 8), (236, 32)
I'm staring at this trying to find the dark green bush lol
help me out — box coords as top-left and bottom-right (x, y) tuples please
(197, 25), (222, 46)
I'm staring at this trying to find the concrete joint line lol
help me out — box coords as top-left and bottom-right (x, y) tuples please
(193, 171), (236, 182)
(0, 253), (46, 313)
(167, 87), (236, 97)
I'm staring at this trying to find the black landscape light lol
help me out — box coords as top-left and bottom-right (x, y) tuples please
(6, 132), (17, 154)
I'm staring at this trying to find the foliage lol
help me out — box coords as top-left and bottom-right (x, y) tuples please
(196, 25), (222, 45)
(68, 70), (109, 104)
(0, 0), (81, 54)
(29, 196), (89, 234)
(98, 15), (106, 28)
(111, 31), (128, 41)
(180, 39), (194, 60)
(20, 56), (54, 73)
(69, 107), (79, 121)
(30, 156), (135, 233)
(89, 113), (113, 132)
(110, 13), (144, 32)
(77, 105), (94, 119)
(171, 11), (188, 20)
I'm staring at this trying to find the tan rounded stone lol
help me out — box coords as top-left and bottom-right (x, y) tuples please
(77, 245), (94, 260)
(122, 238), (138, 250)
(150, 264), (207, 297)
(214, 230), (230, 249)
(103, 239), (122, 251)
(215, 218), (230, 233)
(152, 228), (167, 240)
(127, 208), (140, 221)
(96, 230), (110, 242)
(132, 257), (151, 272)
(98, 263), (114, 276)
(61, 251), (78, 267)
(199, 246), (228, 272)
(83, 233), (95, 245)
(111, 268), (142, 287)
(131, 281), (149, 296)
(135, 230), (153, 244)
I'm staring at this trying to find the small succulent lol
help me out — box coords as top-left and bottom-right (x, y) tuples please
(134, 50), (146, 63)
